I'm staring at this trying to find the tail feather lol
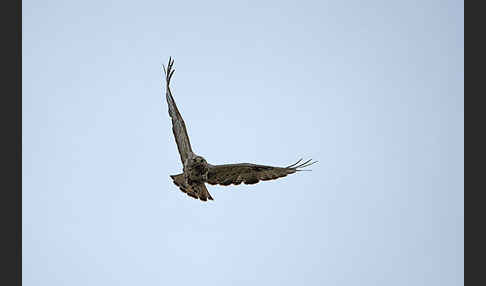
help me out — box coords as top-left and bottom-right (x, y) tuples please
(192, 183), (213, 201)
(170, 174), (213, 201)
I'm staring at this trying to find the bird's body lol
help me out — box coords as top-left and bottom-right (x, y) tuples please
(163, 57), (316, 202)
(184, 156), (209, 185)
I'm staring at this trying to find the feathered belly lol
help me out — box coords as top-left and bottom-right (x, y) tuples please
(186, 165), (208, 184)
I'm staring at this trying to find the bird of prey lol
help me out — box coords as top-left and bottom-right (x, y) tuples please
(163, 57), (316, 201)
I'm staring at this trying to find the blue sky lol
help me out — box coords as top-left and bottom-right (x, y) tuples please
(23, 0), (463, 285)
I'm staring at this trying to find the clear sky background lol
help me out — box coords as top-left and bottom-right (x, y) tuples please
(23, 0), (464, 285)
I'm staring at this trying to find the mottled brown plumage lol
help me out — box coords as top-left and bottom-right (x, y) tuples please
(163, 57), (316, 202)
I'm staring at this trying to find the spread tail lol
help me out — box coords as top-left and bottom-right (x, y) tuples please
(170, 174), (214, 202)
(192, 183), (213, 201)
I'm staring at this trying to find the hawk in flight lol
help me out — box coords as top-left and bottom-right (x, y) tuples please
(163, 57), (316, 201)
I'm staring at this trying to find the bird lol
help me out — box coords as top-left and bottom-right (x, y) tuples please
(163, 57), (317, 201)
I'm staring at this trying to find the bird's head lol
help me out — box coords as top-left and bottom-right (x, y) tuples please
(194, 156), (207, 166)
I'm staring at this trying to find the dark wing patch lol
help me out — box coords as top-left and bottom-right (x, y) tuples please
(163, 57), (193, 165)
(205, 159), (317, 186)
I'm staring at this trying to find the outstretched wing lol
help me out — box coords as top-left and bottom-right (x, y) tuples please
(206, 159), (317, 186)
(163, 57), (193, 165)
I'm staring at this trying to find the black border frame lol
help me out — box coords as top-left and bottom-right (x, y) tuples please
(2, 0), (21, 284)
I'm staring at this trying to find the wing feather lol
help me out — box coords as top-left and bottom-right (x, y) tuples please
(163, 57), (193, 165)
(206, 159), (317, 186)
